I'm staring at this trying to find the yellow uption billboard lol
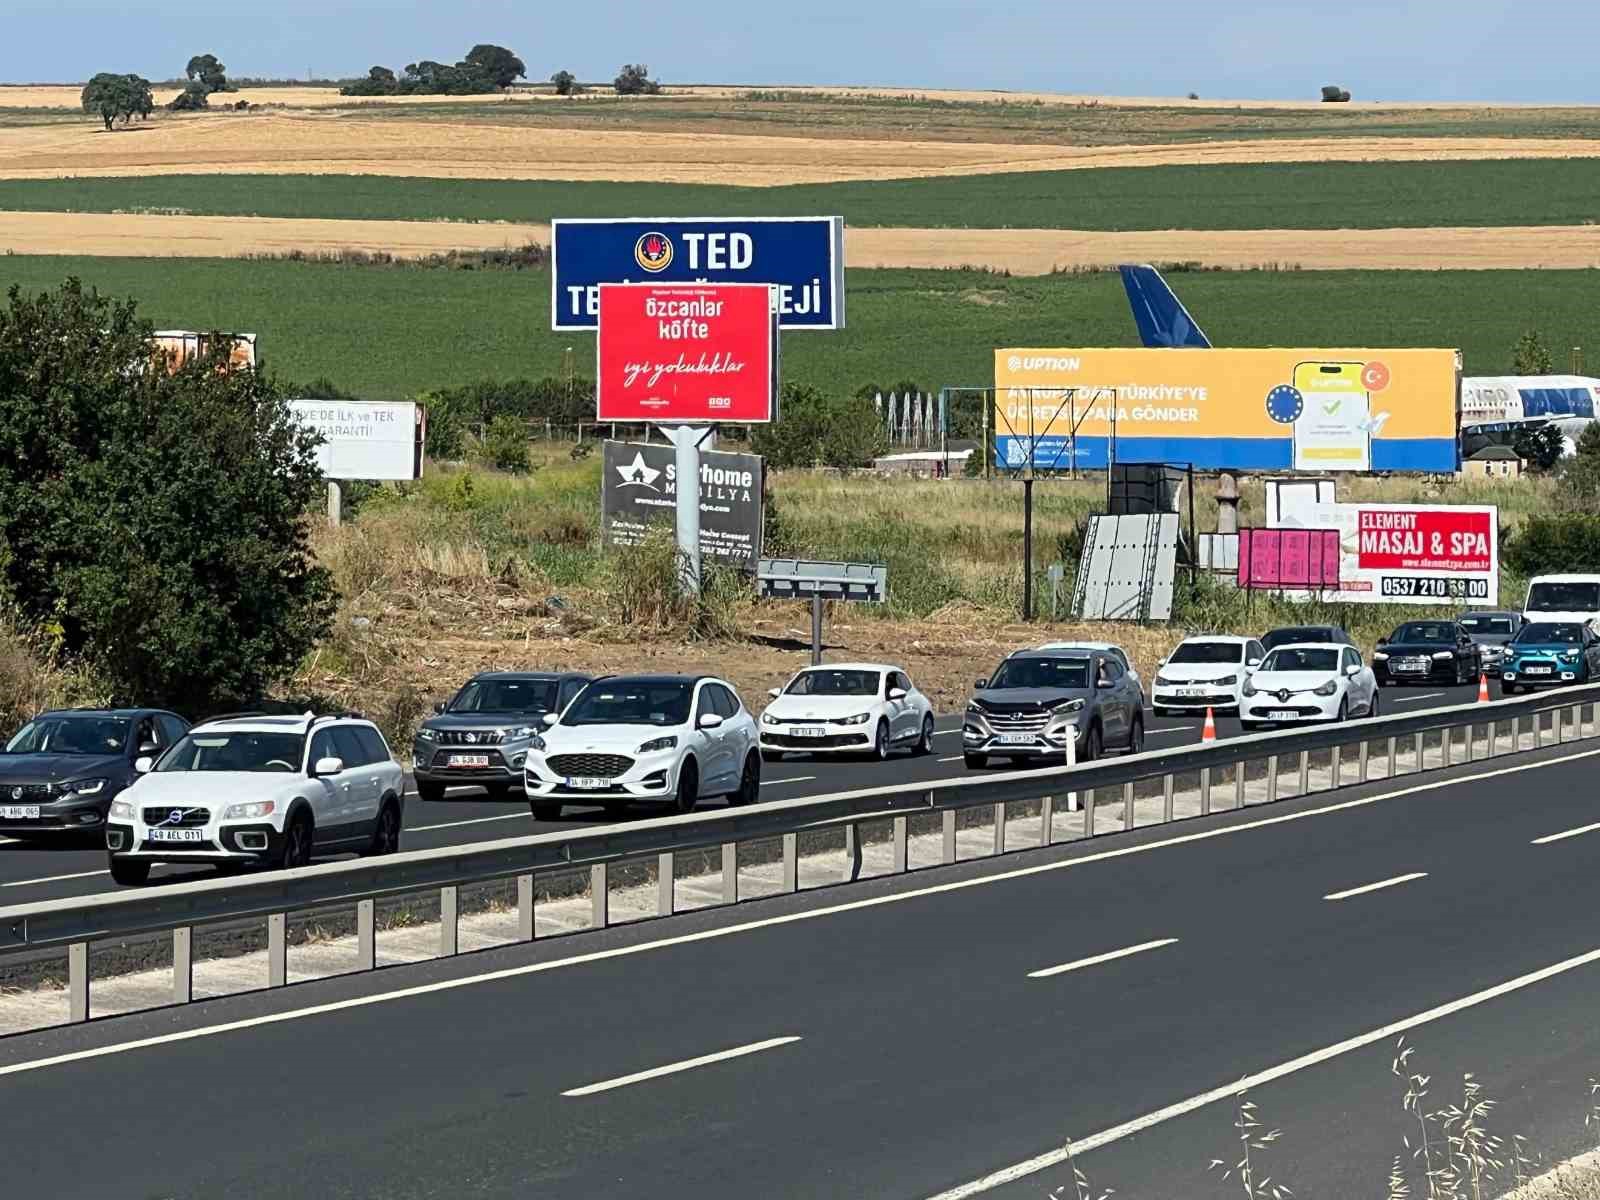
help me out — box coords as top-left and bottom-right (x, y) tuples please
(993, 348), (1460, 472)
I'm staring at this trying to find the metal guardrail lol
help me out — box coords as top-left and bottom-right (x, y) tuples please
(5, 685), (1599, 1025)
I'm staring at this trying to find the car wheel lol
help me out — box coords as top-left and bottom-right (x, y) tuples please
(416, 779), (445, 802)
(915, 714), (935, 756)
(1334, 698), (1349, 724)
(362, 800), (401, 857)
(1501, 681), (1518, 697)
(963, 752), (987, 769)
(276, 812), (313, 870)
(732, 754), (760, 806)
(531, 800), (563, 821)
(109, 857), (150, 887)
(1082, 723), (1102, 762)
(1368, 690), (1380, 718)
(760, 749), (782, 764)
(1126, 712), (1145, 754)
(872, 720), (890, 761)
(675, 760), (699, 815)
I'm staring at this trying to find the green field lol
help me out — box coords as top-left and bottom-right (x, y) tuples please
(2, 257), (1596, 396)
(3, 158), (1600, 230)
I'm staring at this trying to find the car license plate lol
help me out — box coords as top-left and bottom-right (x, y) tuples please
(449, 754), (490, 768)
(792, 727), (827, 738)
(996, 733), (1036, 745)
(1524, 665), (1552, 675)
(1177, 688), (1205, 698)
(1268, 710), (1299, 721)
(0, 805), (39, 820)
(565, 777), (608, 790)
(1396, 660), (1426, 672)
(149, 828), (204, 843)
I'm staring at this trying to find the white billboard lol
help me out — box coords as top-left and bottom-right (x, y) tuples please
(288, 400), (422, 481)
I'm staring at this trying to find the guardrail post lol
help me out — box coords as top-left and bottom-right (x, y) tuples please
(268, 913), (286, 988)
(1040, 795), (1055, 846)
(518, 873), (535, 940)
(172, 926), (192, 1005)
(722, 843), (739, 903)
(783, 834), (799, 892)
(440, 885), (458, 957)
(590, 863), (608, 928)
(1387, 735), (1397, 776)
(357, 899), (375, 971)
(1534, 712), (1543, 749)
(1200, 768), (1211, 815)
(1086, 787), (1097, 836)
(1233, 762), (1245, 809)
(1266, 756), (1278, 803)
(993, 803), (1007, 854)
(1442, 727), (1453, 767)
(1124, 780), (1135, 827)
(1330, 743), (1343, 787)
(942, 809), (957, 863)
(657, 853), (675, 916)
(1488, 721), (1498, 758)
(844, 823), (863, 881)
(68, 941), (88, 1023)
(1555, 707), (1565, 743)
(1163, 774), (1174, 823)
(1413, 730), (1424, 770)
(1066, 736), (1079, 811)
(1591, 702), (1599, 737)
(1572, 705), (1582, 740)
(1358, 740), (1370, 782)
(892, 816), (908, 872)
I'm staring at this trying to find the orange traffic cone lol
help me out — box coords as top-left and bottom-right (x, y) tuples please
(1202, 707), (1217, 741)
(1477, 673), (1490, 703)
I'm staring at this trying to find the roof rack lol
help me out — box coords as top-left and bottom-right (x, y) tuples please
(196, 710), (273, 725)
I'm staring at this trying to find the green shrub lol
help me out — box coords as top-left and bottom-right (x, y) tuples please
(1504, 512), (1600, 578)
(483, 414), (529, 473)
(753, 383), (888, 469)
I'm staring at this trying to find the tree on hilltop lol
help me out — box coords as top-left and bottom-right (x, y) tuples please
(463, 44), (526, 90)
(80, 73), (154, 131)
(551, 70), (583, 96)
(614, 64), (662, 95)
(185, 53), (233, 93)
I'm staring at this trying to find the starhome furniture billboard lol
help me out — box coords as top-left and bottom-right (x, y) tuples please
(601, 440), (764, 566)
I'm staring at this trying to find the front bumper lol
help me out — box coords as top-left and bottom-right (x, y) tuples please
(962, 712), (1084, 758)
(1151, 686), (1241, 711)
(1373, 657), (1460, 684)
(1503, 659), (1583, 688)
(759, 722), (873, 753)
(106, 821), (281, 861)
(524, 748), (678, 801)
(1242, 693), (1341, 723)
(413, 741), (530, 785)
(0, 798), (111, 835)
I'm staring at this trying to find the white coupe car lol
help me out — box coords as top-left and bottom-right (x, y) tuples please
(1240, 643), (1379, 730)
(759, 663), (935, 761)
(1151, 635), (1265, 716)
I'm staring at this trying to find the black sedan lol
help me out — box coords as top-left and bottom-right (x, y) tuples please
(1260, 625), (1356, 653)
(1373, 621), (1482, 687)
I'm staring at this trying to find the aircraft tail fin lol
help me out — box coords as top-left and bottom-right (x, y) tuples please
(1118, 264), (1212, 349)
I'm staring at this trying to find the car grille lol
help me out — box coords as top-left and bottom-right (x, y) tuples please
(763, 733), (871, 749)
(972, 708), (1052, 733)
(546, 754), (634, 779)
(139, 838), (218, 852)
(436, 729), (507, 746)
(1, 783), (53, 802)
(142, 806), (211, 827)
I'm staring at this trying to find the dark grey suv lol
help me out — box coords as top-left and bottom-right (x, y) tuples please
(962, 648), (1144, 769)
(413, 672), (590, 800)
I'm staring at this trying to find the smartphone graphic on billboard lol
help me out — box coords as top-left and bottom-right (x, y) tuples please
(1292, 361), (1370, 471)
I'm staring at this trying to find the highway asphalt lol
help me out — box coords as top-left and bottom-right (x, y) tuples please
(0, 682), (1585, 1200)
(0, 681), (1485, 905)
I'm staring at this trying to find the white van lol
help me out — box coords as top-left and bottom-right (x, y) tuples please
(1523, 575), (1600, 628)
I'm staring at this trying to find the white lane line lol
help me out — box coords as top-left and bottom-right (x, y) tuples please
(939, 755), (967, 763)
(1149, 726), (1196, 737)
(1391, 692), (1447, 705)
(561, 1036), (801, 1097)
(1323, 872), (1428, 901)
(0, 747), (1595, 1081)
(1533, 820), (1600, 845)
(1, 869), (108, 888)
(923, 938), (1600, 1199)
(1028, 938), (1178, 979)
(763, 776), (816, 787)
(408, 813), (528, 834)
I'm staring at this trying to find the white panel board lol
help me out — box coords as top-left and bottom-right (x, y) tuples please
(288, 400), (420, 481)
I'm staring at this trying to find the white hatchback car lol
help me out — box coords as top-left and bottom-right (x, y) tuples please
(759, 663), (935, 761)
(524, 675), (759, 820)
(105, 713), (405, 886)
(1151, 635), (1265, 716)
(1240, 643), (1379, 730)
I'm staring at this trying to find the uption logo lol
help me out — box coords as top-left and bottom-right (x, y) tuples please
(1007, 355), (1082, 372)
(634, 232), (673, 273)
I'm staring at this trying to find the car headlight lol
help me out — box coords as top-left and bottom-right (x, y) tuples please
(1432, 651), (1453, 660)
(1154, 674), (1176, 686)
(62, 778), (107, 797)
(1372, 652), (1388, 661)
(1242, 679), (1258, 697)
(416, 727), (437, 741)
(1051, 698), (1085, 715)
(1562, 651), (1580, 661)
(109, 800), (134, 820)
(1314, 680), (1339, 696)
(838, 713), (872, 725)
(637, 735), (678, 754)
(528, 735), (546, 752)
(1209, 674), (1239, 686)
(762, 712), (781, 726)
(223, 800), (275, 819)
(966, 700), (988, 714)
(508, 726), (537, 740)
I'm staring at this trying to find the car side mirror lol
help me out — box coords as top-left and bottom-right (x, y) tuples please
(888, 687), (907, 700)
(1096, 678), (1114, 690)
(138, 741), (158, 756)
(541, 712), (558, 727)
(1345, 664), (1361, 677)
(975, 678), (988, 689)
(134, 756), (153, 774)
(1377, 638), (1388, 647)
(313, 756), (344, 777)
(767, 687), (781, 699)
(1246, 658), (1262, 668)
(697, 713), (724, 730)
(432, 701), (447, 714)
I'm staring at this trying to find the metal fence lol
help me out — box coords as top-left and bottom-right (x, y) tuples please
(5, 686), (1596, 1027)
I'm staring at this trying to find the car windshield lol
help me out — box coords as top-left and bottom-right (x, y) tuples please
(785, 669), (881, 697)
(1261, 629), (1329, 651)
(1169, 642), (1244, 665)
(3, 716), (130, 756)
(1262, 648), (1340, 673)
(447, 678), (558, 714)
(156, 731), (305, 773)
(1392, 623), (1455, 645)
(562, 682), (693, 727)
(987, 657), (1090, 690)
(1527, 582), (1600, 613)
(1460, 616), (1515, 635)
(1515, 623), (1585, 645)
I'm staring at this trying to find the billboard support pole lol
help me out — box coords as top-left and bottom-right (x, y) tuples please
(1022, 475), (1035, 622)
(811, 595), (824, 666)
(663, 425), (713, 595)
(327, 481), (341, 529)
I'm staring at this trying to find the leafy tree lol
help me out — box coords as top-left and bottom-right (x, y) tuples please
(551, 69), (582, 96)
(463, 44), (525, 89)
(1512, 423), (1564, 473)
(1559, 422), (1600, 513)
(341, 66), (400, 96)
(185, 53), (233, 94)
(751, 384), (887, 469)
(1512, 329), (1554, 376)
(80, 73), (153, 131)
(614, 63), (662, 96)
(483, 414), (530, 473)
(0, 281), (336, 711)
(168, 81), (210, 111)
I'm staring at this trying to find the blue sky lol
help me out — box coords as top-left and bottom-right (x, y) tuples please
(1, 0), (1589, 102)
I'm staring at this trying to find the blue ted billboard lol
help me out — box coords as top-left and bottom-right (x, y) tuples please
(551, 216), (845, 332)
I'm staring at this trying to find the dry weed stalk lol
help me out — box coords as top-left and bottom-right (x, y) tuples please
(1209, 1092), (1291, 1200)
(1047, 1138), (1112, 1200)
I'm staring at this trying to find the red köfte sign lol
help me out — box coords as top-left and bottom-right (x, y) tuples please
(1355, 508), (1493, 573)
(596, 283), (777, 423)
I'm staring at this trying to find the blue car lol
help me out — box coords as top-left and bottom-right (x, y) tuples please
(1500, 622), (1600, 694)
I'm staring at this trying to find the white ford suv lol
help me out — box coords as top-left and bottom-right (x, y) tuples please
(523, 675), (760, 820)
(106, 713), (405, 886)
